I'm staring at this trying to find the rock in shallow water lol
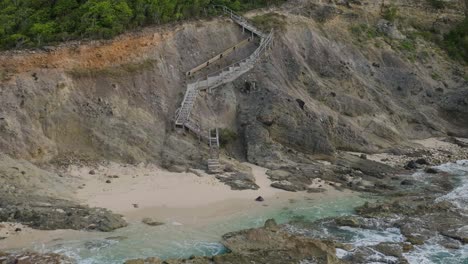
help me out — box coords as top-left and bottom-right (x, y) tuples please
(141, 218), (164, 227)
(126, 220), (343, 264)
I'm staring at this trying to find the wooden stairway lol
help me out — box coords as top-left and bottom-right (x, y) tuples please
(207, 128), (222, 173)
(174, 5), (273, 173)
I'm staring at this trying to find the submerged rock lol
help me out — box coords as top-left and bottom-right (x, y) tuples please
(141, 218), (164, 227)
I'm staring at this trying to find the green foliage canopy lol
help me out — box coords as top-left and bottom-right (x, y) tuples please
(0, 0), (284, 49)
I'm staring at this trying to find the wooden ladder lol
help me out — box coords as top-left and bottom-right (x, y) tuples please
(207, 128), (222, 173)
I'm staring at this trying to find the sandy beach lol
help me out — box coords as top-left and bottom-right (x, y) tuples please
(70, 162), (344, 222)
(0, 162), (350, 250)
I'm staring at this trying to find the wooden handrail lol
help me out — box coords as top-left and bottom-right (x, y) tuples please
(186, 37), (253, 76)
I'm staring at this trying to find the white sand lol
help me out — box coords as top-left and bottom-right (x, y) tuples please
(70, 162), (343, 222)
(0, 163), (350, 250)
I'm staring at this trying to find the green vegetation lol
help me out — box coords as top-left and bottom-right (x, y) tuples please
(399, 39), (416, 52)
(219, 128), (237, 147)
(431, 72), (441, 81)
(251, 12), (286, 32)
(0, 0), (285, 50)
(426, 0), (446, 9)
(382, 5), (399, 22)
(350, 23), (379, 41)
(442, 18), (468, 63)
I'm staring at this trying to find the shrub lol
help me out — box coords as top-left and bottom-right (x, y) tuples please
(427, 0), (446, 9)
(382, 5), (399, 22)
(442, 18), (468, 63)
(251, 13), (286, 32)
(219, 128), (238, 147)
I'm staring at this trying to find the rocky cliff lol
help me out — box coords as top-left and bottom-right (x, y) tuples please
(0, 0), (466, 170)
(0, 0), (467, 230)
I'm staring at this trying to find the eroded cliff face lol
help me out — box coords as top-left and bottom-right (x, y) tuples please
(0, 0), (466, 170)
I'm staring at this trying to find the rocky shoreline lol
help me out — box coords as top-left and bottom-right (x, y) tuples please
(1, 137), (468, 263)
(117, 138), (468, 263)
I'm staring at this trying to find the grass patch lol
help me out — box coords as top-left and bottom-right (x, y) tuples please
(0, 70), (7, 81)
(350, 23), (379, 43)
(382, 5), (399, 22)
(219, 128), (238, 147)
(251, 12), (287, 32)
(399, 39), (416, 52)
(431, 72), (441, 81)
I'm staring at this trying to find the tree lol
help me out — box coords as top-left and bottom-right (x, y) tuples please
(79, 0), (132, 38)
(30, 22), (56, 45)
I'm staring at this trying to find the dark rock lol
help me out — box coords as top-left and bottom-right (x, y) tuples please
(404, 160), (418, 170)
(424, 167), (439, 174)
(89, 170), (96, 175)
(255, 196), (264, 202)
(415, 158), (429, 165)
(296, 99), (305, 110)
(14, 228), (21, 232)
(105, 180), (111, 184)
(360, 154), (367, 159)
(400, 179), (416, 186)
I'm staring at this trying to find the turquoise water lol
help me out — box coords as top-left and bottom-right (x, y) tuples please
(31, 194), (368, 263)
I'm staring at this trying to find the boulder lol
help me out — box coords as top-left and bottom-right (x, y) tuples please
(376, 19), (405, 40)
(264, 219), (279, 231)
(442, 226), (468, 244)
(374, 242), (403, 258)
(266, 169), (291, 181)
